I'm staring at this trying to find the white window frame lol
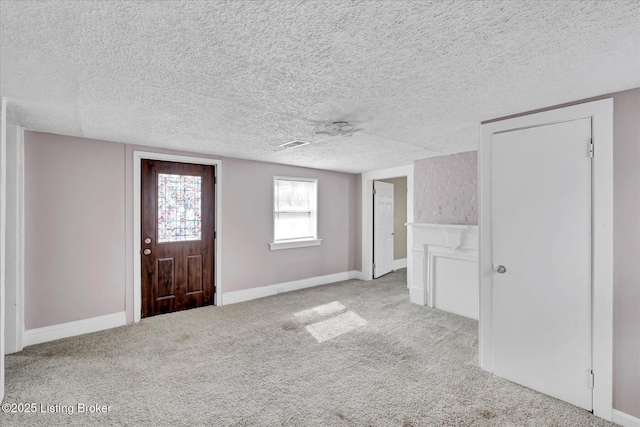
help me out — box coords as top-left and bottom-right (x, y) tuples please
(270, 176), (321, 250)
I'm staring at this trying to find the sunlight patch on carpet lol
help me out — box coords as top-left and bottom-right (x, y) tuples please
(305, 311), (367, 343)
(294, 301), (346, 324)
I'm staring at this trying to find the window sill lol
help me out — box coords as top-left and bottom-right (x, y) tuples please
(269, 239), (322, 251)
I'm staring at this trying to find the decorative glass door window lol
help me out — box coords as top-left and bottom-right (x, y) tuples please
(157, 173), (202, 242)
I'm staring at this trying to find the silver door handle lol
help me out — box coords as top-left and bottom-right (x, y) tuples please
(143, 249), (151, 256)
(496, 265), (506, 274)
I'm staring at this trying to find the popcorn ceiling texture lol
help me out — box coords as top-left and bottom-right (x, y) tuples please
(414, 151), (477, 225)
(1, 1), (639, 172)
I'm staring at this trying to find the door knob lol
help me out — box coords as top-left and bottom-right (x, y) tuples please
(496, 265), (507, 274)
(144, 237), (152, 244)
(143, 249), (151, 255)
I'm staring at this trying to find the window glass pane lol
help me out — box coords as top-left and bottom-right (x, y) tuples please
(274, 179), (316, 241)
(275, 180), (313, 211)
(157, 173), (202, 242)
(275, 212), (313, 240)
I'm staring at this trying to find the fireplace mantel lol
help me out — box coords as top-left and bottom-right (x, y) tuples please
(406, 223), (479, 319)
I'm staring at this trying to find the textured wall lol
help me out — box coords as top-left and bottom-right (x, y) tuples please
(413, 151), (477, 225)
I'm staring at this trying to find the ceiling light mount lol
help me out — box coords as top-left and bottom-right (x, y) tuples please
(315, 121), (364, 137)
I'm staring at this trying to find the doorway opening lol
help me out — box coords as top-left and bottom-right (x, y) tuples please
(361, 166), (413, 283)
(133, 152), (222, 322)
(140, 159), (216, 317)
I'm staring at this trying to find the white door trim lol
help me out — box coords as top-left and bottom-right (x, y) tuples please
(361, 165), (413, 282)
(133, 151), (222, 323)
(4, 123), (24, 354)
(1, 97), (7, 402)
(479, 98), (613, 420)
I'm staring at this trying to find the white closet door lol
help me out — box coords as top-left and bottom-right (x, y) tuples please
(373, 181), (394, 278)
(492, 118), (593, 411)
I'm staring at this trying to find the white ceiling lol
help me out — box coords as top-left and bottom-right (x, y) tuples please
(1, 1), (639, 173)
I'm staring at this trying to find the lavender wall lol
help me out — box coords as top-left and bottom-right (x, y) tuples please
(611, 88), (640, 418)
(413, 151), (477, 225)
(220, 157), (360, 291)
(24, 134), (361, 329)
(24, 133), (126, 329)
(352, 174), (362, 270)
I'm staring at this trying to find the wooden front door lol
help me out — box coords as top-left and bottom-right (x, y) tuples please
(141, 160), (216, 317)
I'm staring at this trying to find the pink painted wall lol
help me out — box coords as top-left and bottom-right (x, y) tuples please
(611, 88), (640, 418)
(352, 174), (362, 271)
(25, 134), (361, 329)
(24, 133), (126, 329)
(219, 157), (360, 291)
(413, 151), (477, 225)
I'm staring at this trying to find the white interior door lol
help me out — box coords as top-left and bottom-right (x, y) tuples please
(373, 181), (394, 278)
(492, 118), (593, 411)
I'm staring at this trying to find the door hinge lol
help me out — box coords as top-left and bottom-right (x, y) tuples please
(214, 231), (217, 240)
(589, 370), (594, 388)
(372, 263), (376, 272)
(373, 188), (377, 195)
(589, 139), (594, 158)
(214, 175), (217, 184)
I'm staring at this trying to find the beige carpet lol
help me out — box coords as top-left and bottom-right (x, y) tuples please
(2, 270), (615, 426)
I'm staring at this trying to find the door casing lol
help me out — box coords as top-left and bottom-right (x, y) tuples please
(141, 160), (216, 317)
(479, 98), (613, 420)
(361, 165), (414, 282)
(133, 151), (222, 323)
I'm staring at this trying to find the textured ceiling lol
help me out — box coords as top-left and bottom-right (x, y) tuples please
(1, 1), (639, 173)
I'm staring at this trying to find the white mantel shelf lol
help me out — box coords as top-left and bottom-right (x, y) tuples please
(406, 223), (479, 320)
(407, 222), (476, 229)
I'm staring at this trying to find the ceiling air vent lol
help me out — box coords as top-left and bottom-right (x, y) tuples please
(279, 140), (310, 149)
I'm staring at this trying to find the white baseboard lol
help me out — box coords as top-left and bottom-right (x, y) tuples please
(23, 312), (127, 347)
(222, 271), (361, 305)
(351, 271), (366, 281)
(614, 410), (640, 427)
(392, 258), (407, 270)
(409, 286), (424, 306)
